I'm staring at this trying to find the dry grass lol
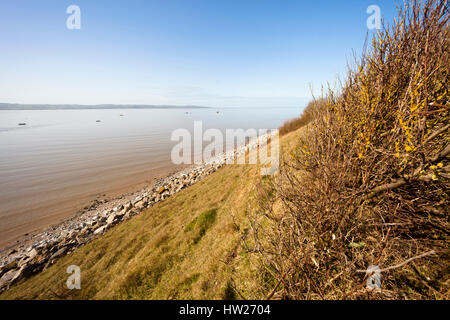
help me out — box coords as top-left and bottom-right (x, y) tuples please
(250, 0), (449, 300)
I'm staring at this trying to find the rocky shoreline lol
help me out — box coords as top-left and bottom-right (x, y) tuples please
(0, 131), (276, 293)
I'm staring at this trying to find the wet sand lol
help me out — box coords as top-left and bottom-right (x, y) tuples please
(0, 160), (185, 249)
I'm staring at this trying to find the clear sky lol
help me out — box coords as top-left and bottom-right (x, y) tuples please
(0, 0), (398, 107)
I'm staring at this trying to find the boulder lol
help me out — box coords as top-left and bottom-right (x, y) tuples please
(113, 211), (125, 223)
(124, 209), (138, 220)
(158, 187), (167, 194)
(90, 220), (98, 228)
(0, 261), (17, 278)
(124, 202), (133, 212)
(27, 249), (38, 260)
(94, 226), (107, 235)
(106, 214), (116, 225)
(17, 256), (31, 268)
(50, 247), (68, 260)
(135, 200), (148, 210)
(1, 261), (42, 287)
(113, 204), (123, 212)
(0, 269), (18, 289)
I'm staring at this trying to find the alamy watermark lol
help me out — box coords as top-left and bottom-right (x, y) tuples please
(63, 6), (382, 32)
(66, 5), (81, 30)
(367, 5), (382, 30)
(170, 121), (279, 175)
(66, 265), (81, 289)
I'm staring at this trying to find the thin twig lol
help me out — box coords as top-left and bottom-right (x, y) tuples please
(424, 124), (449, 144)
(356, 250), (436, 273)
(266, 279), (283, 300)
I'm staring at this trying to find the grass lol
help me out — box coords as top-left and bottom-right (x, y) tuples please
(0, 165), (247, 299)
(185, 209), (218, 244)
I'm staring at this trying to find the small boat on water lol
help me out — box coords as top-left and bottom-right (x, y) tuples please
(96, 120), (101, 123)
(18, 123), (27, 126)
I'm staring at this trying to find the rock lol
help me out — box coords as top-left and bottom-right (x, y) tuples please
(106, 214), (116, 225)
(0, 269), (18, 289)
(27, 249), (38, 260)
(79, 227), (91, 236)
(129, 208), (140, 218)
(50, 247), (67, 260)
(94, 226), (107, 235)
(0, 261), (17, 278)
(135, 200), (148, 210)
(0, 261), (41, 289)
(12, 265), (29, 282)
(108, 212), (124, 224)
(158, 187), (167, 194)
(124, 202), (132, 212)
(17, 257), (31, 268)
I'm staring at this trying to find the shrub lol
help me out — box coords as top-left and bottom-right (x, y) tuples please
(251, 0), (449, 300)
(279, 99), (327, 136)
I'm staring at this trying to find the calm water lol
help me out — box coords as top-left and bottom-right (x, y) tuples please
(0, 107), (300, 248)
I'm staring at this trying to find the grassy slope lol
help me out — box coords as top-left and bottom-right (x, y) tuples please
(1, 130), (301, 300)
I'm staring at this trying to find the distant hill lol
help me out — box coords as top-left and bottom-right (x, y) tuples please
(0, 103), (210, 110)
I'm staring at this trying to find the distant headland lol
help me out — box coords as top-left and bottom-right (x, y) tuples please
(0, 103), (210, 110)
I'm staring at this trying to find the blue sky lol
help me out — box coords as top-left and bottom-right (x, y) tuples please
(0, 0), (398, 107)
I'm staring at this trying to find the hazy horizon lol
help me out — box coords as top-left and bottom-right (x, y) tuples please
(0, 102), (303, 110)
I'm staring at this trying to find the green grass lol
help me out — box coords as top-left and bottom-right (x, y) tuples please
(185, 209), (217, 244)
